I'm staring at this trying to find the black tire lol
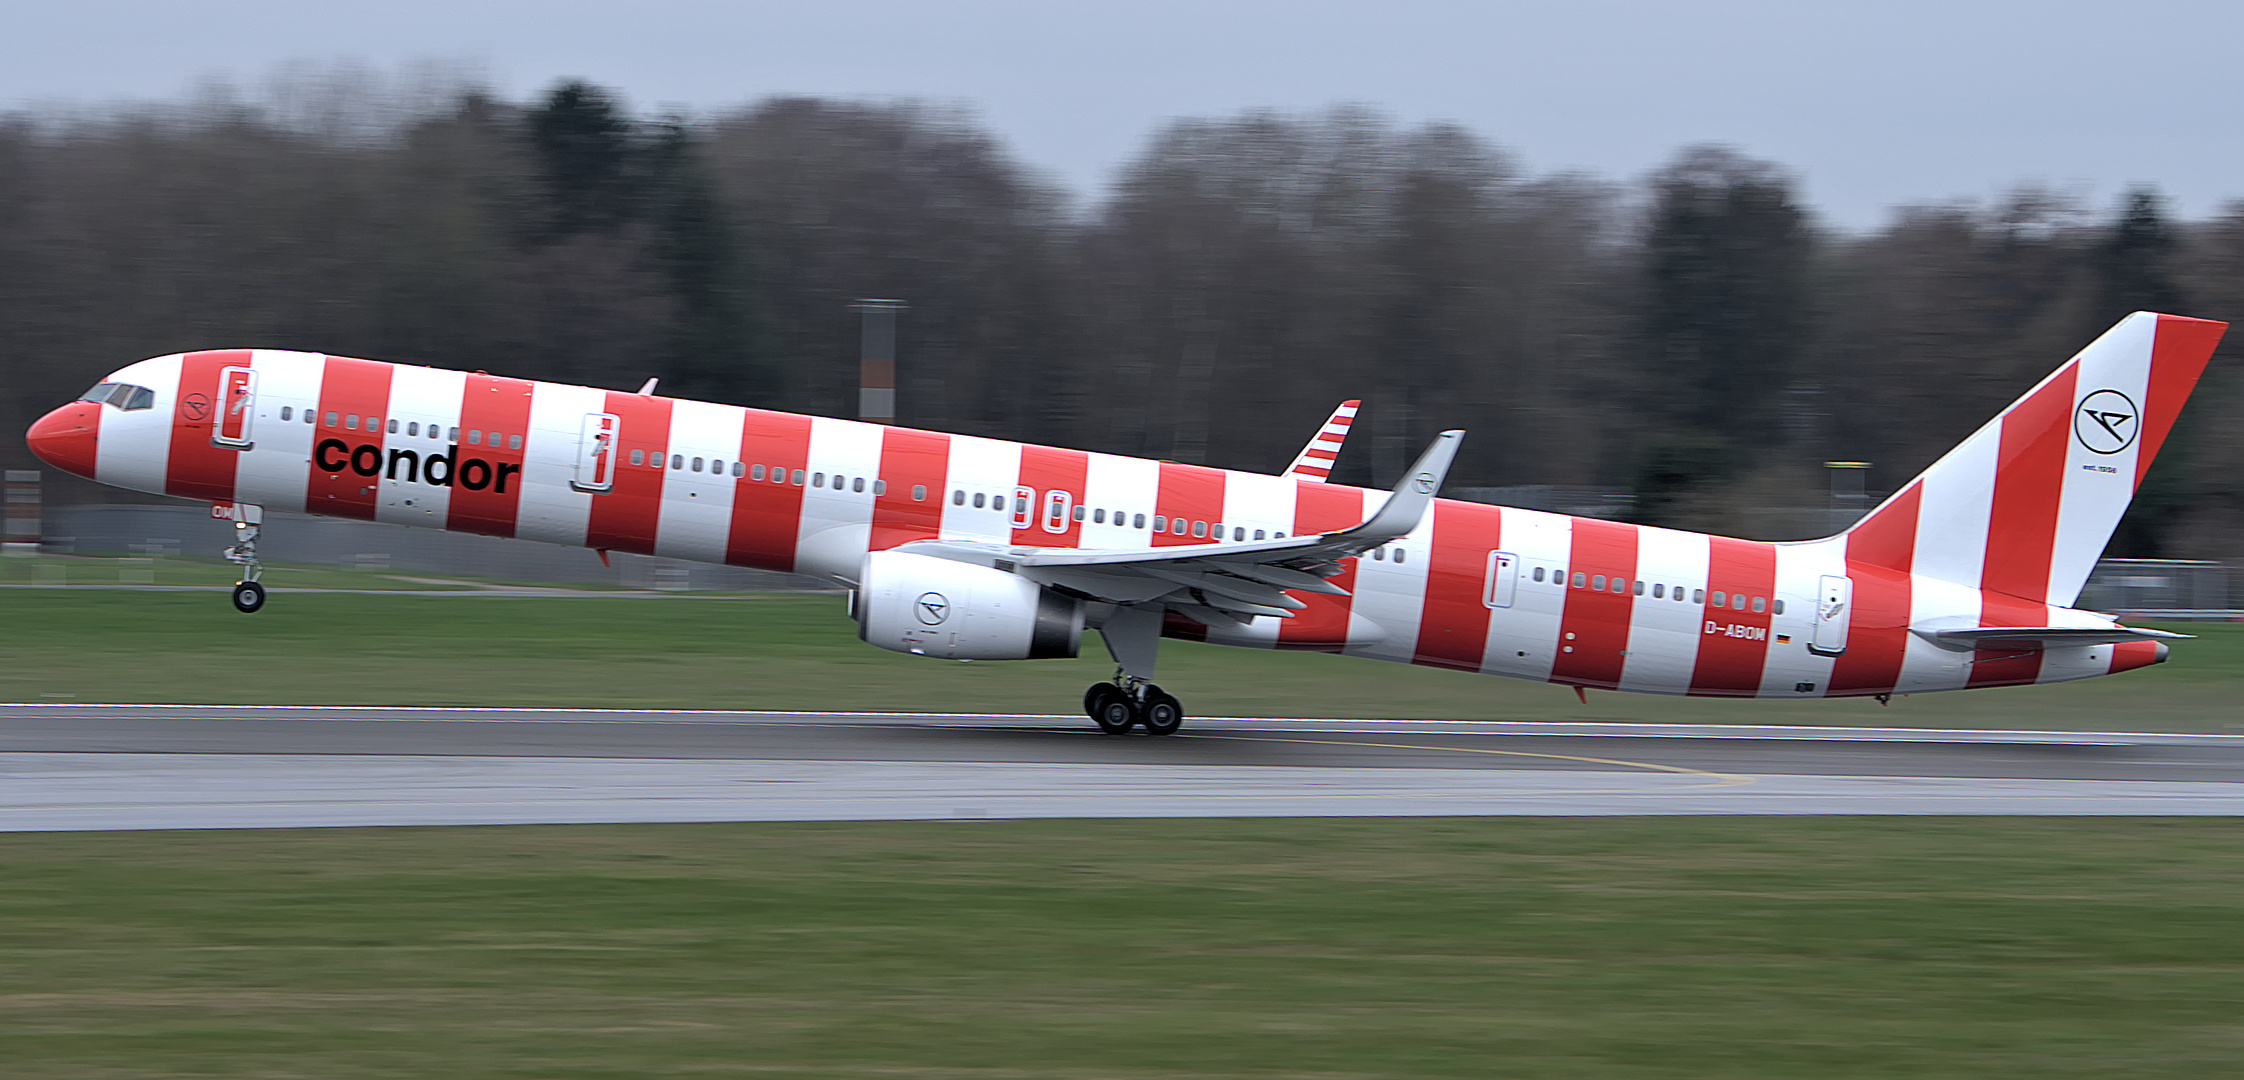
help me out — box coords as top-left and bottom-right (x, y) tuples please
(1088, 687), (1137, 735)
(1140, 689), (1183, 736)
(231, 580), (266, 614)
(1084, 682), (1119, 720)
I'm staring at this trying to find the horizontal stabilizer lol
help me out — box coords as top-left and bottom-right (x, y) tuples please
(1916, 626), (2191, 651)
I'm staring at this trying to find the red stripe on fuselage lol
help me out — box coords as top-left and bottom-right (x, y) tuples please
(1551, 518), (1637, 690)
(1276, 479), (1363, 651)
(1013, 444), (1090, 547)
(445, 372), (535, 538)
(1980, 365), (2074, 604)
(586, 392), (673, 557)
(871, 427), (950, 551)
(165, 350), (251, 503)
(724, 407), (810, 571)
(1828, 484), (1918, 696)
(1153, 462), (1226, 548)
(1412, 500), (1502, 672)
(304, 356), (394, 521)
(1687, 536), (1777, 697)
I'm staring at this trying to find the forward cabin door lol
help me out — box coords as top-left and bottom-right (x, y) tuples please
(571, 412), (620, 493)
(1810, 574), (1851, 657)
(1483, 550), (1520, 609)
(213, 366), (256, 449)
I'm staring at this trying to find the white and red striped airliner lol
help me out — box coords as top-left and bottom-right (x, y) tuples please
(24, 312), (2225, 734)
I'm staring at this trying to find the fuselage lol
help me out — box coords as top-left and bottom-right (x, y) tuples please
(26, 348), (2166, 699)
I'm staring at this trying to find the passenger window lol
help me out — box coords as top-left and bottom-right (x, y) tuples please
(468, 429), (481, 444)
(1712, 592), (1726, 608)
(1633, 580), (1645, 596)
(951, 489), (963, 505)
(812, 472), (824, 486)
(1693, 588), (1705, 604)
(1773, 599), (1786, 615)
(973, 493), (987, 509)
(1192, 521), (1208, 538)
(407, 422), (419, 436)
(1533, 567), (1546, 583)
(1652, 583), (1664, 598)
(874, 480), (885, 495)
(1072, 505), (1086, 521)
(732, 462), (744, 478)
(346, 415), (360, 430)
(388, 419), (399, 434)
(1134, 514), (1146, 528)
(1572, 572), (1587, 588)
(1092, 509), (1106, 524)
(1591, 575), (1605, 591)
(913, 484), (926, 502)
(1752, 596), (1766, 613)
(1154, 516), (1167, 533)
(448, 427), (459, 441)
(1233, 527), (1244, 541)
(368, 417), (381, 431)
(1393, 547), (1406, 564)
(791, 469), (805, 485)
(325, 412), (338, 426)
(631, 449), (644, 466)
(692, 457), (704, 472)
(280, 406), (292, 420)
(1254, 529), (1265, 540)
(751, 464), (765, 480)
(850, 477), (862, 493)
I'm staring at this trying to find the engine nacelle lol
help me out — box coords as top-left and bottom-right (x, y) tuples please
(856, 550), (1083, 661)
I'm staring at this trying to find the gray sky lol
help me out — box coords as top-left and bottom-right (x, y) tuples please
(7, 0), (2239, 228)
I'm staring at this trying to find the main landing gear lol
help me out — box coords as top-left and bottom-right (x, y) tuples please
(221, 506), (266, 614)
(1083, 674), (1184, 737)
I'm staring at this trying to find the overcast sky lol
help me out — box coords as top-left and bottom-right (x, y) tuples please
(7, 0), (2239, 228)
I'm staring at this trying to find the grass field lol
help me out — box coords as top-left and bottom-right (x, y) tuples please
(1, 575), (2237, 730)
(4, 817), (2244, 1079)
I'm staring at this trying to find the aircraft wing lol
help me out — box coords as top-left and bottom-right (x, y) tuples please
(1281, 399), (1360, 482)
(896, 429), (1463, 627)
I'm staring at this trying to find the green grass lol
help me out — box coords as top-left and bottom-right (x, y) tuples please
(3, 818), (2243, 1079)
(0, 586), (2237, 731)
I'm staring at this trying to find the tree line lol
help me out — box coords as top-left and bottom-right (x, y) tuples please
(3, 73), (2239, 559)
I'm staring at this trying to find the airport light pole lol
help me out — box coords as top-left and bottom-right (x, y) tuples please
(851, 299), (908, 425)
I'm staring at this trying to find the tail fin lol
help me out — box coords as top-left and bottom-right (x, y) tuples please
(1842, 312), (2226, 607)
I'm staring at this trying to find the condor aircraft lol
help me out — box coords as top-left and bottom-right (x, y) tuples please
(24, 312), (2225, 735)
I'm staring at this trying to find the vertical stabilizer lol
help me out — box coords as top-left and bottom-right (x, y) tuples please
(1841, 312), (2226, 607)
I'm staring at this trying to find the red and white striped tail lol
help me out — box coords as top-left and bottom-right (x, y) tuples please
(1283, 399), (1360, 482)
(1842, 311), (2227, 607)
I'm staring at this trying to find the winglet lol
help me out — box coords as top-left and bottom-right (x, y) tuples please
(1283, 399), (1360, 481)
(1329, 429), (1464, 547)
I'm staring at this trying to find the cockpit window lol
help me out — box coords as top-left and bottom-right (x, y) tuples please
(77, 382), (155, 411)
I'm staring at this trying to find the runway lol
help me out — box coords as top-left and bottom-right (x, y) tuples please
(5, 704), (2244, 830)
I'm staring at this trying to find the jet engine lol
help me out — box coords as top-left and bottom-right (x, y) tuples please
(856, 550), (1083, 661)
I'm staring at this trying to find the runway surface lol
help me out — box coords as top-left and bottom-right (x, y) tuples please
(5, 704), (2244, 830)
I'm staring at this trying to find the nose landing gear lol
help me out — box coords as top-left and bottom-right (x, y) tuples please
(219, 503), (266, 613)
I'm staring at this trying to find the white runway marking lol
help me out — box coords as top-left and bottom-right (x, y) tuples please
(4, 753), (2243, 831)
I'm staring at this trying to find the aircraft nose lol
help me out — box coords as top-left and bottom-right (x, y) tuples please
(26, 401), (101, 479)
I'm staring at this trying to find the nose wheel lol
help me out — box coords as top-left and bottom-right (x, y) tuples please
(1082, 675), (1185, 736)
(231, 580), (267, 613)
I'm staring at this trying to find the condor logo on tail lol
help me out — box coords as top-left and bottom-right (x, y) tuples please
(314, 438), (521, 493)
